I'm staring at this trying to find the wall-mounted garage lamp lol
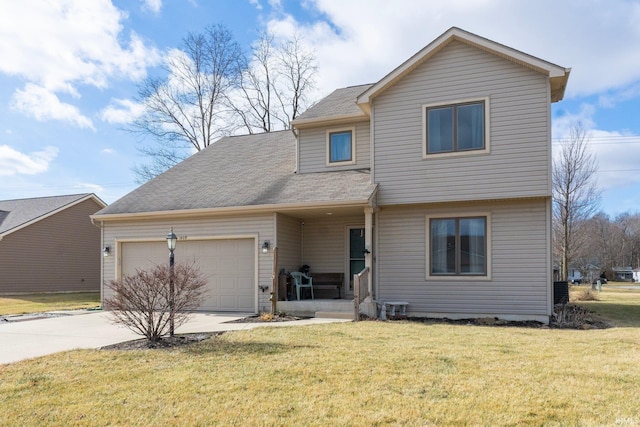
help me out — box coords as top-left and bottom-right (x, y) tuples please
(103, 246), (111, 257)
(261, 241), (270, 254)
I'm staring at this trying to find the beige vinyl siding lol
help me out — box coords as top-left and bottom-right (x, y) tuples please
(0, 199), (102, 293)
(301, 215), (364, 275)
(101, 213), (274, 313)
(373, 40), (551, 205)
(376, 199), (550, 318)
(276, 213), (302, 274)
(298, 121), (371, 173)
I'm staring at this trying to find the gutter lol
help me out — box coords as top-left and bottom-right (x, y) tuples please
(91, 198), (375, 222)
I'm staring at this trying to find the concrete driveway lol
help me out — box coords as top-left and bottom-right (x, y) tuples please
(0, 310), (348, 365)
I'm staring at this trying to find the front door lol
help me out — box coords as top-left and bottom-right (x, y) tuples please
(347, 226), (366, 296)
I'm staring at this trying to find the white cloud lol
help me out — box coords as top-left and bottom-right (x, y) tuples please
(249, 0), (263, 10)
(267, 0), (640, 101)
(100, 98), (145, 124)
(101, 148), (116, 155)
(0, 145), (59, 176)
(0, 0), (160, 124)
(74, 183), (105, 193)
(142, 0), (162, 14)
(552, 105), (640, 195)
(11, 84), (95, 130)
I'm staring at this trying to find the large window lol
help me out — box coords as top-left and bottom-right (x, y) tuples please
(429, 216), (487, 276)
(327, 127), (355, 165)
(424, 100), (487, 155)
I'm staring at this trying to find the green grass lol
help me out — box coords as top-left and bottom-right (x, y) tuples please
(0, 292), (101, 315)
(1, 289), (639, 426)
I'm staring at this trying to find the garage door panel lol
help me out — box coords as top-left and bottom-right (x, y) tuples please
(121, 238), (255, 312)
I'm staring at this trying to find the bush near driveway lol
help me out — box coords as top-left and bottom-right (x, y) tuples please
(104, 263), (207, 342)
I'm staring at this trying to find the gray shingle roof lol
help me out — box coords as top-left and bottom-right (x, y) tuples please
(294, 84), (373, 122)
(96, 131), (376, 216)
(0, 194), (96, 235)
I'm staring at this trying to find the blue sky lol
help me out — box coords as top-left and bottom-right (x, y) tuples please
(1, 0), (639, 217)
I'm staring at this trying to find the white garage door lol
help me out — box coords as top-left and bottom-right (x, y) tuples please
(120, 239), (255, 312)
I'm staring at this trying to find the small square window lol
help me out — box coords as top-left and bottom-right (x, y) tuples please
(329, 131), (352, 163)
(326, 128), (356, 166)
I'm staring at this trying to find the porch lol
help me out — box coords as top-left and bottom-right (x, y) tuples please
(270, 206), (376, 319)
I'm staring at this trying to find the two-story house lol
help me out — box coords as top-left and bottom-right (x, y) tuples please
(92, 27), (570, 323)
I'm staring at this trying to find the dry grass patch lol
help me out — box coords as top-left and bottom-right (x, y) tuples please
(571, 287), (600, 302)
(1, 321), (640, 426)
(0, 292), (100, 315)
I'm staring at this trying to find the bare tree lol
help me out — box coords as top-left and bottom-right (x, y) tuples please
(104, 262), (207, 342)
(232, 32), (317, 133)
(552, 123), (601, 280)
(131, 25), (243, 182)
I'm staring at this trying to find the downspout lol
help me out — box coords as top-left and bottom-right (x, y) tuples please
(370, 98), (375, 184)
(91, 218), (105, 308)
(291, 127), (299, 173)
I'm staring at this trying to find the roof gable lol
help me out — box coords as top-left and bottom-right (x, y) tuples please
(0, 194), (106, 237)
(356, 27), (570, 113)
(292, 84), (373, 128)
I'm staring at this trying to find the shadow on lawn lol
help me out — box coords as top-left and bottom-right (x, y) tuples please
(577, 301), (640, 328)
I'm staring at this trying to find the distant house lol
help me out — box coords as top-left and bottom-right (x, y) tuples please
(92, 27), (570, 323)
(0, 194), (106, 294)
(613, 267), (634, 282)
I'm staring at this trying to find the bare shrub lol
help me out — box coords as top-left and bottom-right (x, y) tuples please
(572, 288), (600, 302)
(104, 262), (207, 342)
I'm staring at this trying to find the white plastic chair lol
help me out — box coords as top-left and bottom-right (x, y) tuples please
(290, 272), (314, 300)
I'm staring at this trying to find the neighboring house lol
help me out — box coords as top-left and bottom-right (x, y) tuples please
(0, 194), (106, 294)
(633, 268), (640, 283)
(613, 267), (634, 282)
(92, 27), (570, 323)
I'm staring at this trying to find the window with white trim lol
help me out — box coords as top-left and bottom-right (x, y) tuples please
(326, 127), (355, 165)
(424, 99), (488, 155)
(429, 216), (487, 276)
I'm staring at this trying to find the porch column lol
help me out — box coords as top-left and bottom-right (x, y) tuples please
(364, 206), (374, 302)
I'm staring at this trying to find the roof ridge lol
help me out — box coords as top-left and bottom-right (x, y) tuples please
(0, 193), (91, 203)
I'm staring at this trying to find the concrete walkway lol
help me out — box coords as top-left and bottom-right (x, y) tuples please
(0, 310), (350, 365)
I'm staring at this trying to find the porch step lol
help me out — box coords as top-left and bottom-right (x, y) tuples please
(277, 299), (353, 317)
(315, 311), (355, 320)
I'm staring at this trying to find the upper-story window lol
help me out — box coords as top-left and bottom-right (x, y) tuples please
(327, 127), (356, 166)
(423, 98), (489, 157)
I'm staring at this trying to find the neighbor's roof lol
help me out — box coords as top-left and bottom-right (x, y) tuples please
(292, 84), (373, 127)
(95, 131), (376, 217)
(0, 194), (105, 236)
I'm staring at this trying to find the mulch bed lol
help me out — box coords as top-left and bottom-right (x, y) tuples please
(101, 313), (305, 351)
(100, 332), (223, 351)
(225, 313), (307, 323)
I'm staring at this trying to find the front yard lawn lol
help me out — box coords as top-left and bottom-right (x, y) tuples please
(2, 315), (640, 425)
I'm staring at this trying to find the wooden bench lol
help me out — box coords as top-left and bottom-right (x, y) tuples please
(311, 273), (344, 299)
